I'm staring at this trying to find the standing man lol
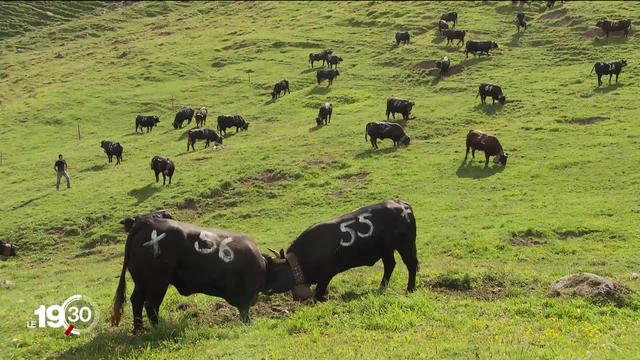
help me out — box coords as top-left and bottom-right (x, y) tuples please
(54, 154), (70, 190)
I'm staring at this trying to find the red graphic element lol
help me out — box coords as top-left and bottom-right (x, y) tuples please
(64, 325), (75, 336)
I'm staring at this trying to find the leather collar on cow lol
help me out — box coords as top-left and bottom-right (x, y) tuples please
(286, 252), (306, 285)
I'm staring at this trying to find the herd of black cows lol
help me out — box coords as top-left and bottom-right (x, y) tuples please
(83, 2), (636, 333)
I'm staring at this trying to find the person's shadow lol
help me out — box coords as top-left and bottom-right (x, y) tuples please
(455, 158), (504, 178)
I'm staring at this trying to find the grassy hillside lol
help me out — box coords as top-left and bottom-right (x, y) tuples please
(1, 1), (639, 358)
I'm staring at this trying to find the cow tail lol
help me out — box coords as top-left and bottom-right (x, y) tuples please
(590, 64), (595, 75)
(365, 126), (368, 142)
(475, 89), (480, 98)
(110, 229), (133, 326)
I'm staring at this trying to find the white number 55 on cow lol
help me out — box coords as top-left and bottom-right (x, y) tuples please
(27, 294), (99, 336)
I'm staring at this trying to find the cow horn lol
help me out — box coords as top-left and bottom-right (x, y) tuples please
(267, 248), (281, 258)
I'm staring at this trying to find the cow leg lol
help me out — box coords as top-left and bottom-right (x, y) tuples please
(154, 170), (159, 183)
(396, 241), (418, 292)
(162, 173), (166, 185)
(370, 137), (377, 149)
(465, 146), (470, 160)
(238, 306), (251, 324)
(315, 277), (332, 302)
(471, 148), (476, 159)
(597, 74), (602, 86)
(616, 73), (619, 83)
(131, 285), (146, 332)
(144, 280), (169, 328)
(484, 154), (490, 167)
(379, 252), (396, 289)
(609, 74), (612, 84)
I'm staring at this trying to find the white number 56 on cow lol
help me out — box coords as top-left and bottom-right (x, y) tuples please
(339, 212), (374, 247)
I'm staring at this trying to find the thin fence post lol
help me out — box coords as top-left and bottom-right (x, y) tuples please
(77, 124), (81, 140)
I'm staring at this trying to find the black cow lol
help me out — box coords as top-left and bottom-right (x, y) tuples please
(217, 115), (249, 135)
(101, 140), (123, 165)
(262, 200), (418, 302)
(150, 155), (174, 185)
(365, 122), (411, 149)
(271, 80), (290, 100)
(440, 12), (458, 27)
(465, 41), (498, 58)
(195, 107), (208, 127)
(316, 69), (340, 86)
(443, 29), (466, 46)
(477, 83), (506, 105)
(316, 103), (333, 126)
(0, 240), (16, 257)
(596, 19), (631, 38)
(591, 60), (627, 86)
(516, 12), (527, 32)
(110, 213), (269, 331)
(135, 115), (160, 133)
(327, 55), (343, 69)
(436, 56), (450, 77)
(438, 20), (449, 36)
(395, 31), (410, 45)
(187, 128), (223, 151)
(309, 49), (333, 68)
(465, 129), (508, 167)
(386, 97), (414, 120)
(120, 209), (173, 233)
(173, 107), (194, 129)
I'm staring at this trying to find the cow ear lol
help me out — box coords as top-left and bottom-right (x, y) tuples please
(279, 249), (285, 258)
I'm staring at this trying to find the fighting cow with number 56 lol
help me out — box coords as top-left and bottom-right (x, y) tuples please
(262, 200), (418, 302)
(110, 211), (269, 332)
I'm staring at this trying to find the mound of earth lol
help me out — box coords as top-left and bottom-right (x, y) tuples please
(547, 272), (631, 306)
(411, 60), (464, 77)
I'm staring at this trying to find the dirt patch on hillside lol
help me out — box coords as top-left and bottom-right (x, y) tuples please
(555, 229), (600, 239)
(510, 229), (546, 246)
(412, 60), (464, 77)
(548, 273), (632, 306)
(176, 297), (301, 326)
(428, 272), (530, 301)
(562, 116), (607, 125)
(541, 8), (567, 20)
(238, 169), (296, 186)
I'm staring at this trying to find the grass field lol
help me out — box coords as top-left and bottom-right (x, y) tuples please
(1, 1), (639, 358)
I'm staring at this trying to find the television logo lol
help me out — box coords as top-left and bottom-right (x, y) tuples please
(26, 294), (98, 336)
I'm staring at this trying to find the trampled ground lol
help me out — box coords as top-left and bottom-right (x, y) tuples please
(0, 1), (639, 359)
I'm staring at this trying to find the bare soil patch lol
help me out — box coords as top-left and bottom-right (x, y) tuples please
(541, 8), (567, 20)
(412, 60), (464, 77)
(548, 273), (632, 306)
(555, 229), (600, 239)
(176, 296), (301, 326)
(562, 116), (607, 125)
(510, 229), (546, 246)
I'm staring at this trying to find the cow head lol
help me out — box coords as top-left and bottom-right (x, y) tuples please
(242, 122), (249, 130)
(408, 101), (415, 111)
(492, 42), (499, 49)
(271, 91), (277, 100)
(316, 117), (323, 126)
(172, 121), (180, 129)
(401, 135), (411, 146)
(596, 20), (606, 29)
(100, 140), (109, 149)
(620, 60), (628, 67)
(494, 153), (509, 166)
(336, 56), (343, 62)
(1, 242), (16, 257)
(120, 210), (173, 232)
(262, 249), (295, 295)
(498, 95), (506, 105)
(153, 116), (160, 124)
(334, 69), (340, 76)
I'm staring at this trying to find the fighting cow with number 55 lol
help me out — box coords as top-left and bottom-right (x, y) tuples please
(110, 211), (270, 332)
(262, 200), (418, 302)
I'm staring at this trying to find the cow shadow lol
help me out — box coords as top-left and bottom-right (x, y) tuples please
(124, 132), (144, 136)
(58, 323), (188, 360)
(456, 159), (504, 179)
(593, 83), (624, 93)
(473, 103), (504, 115)
(460, 57), (491, 66)
(128, 183), (162, 205)
(307, 86), (331, 95)
(177, 130), (191, 140)
(264, 98), (276, 105)
(431, 35), (446, 44)
(309, 124), (323, 132)
(79, 163), (109, 173)
(355, 146), (398, 159)
(300, 67), (318, 74)
(592, 35), (629, 46)
(11, 193), (50, 210)
(510, 32), (524, 47)
(221, 131), (237, 139)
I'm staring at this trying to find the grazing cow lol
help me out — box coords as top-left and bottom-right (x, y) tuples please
(101, 140), (123, 165)
(438, 20), (449, 36)
(271, 79), (290, 100)
(195, 107), (208, 127)
(443, 29), (466, 46)
(261, 200), (418, 302)
(436, 56), (450, 77)
(309, 49), (333, 68)
(316, 103), (333, 126)
(217, 115), (249, 135)
(516, 12), (527, 32)
(477, 83), (506, 105)
(395, 31), (410, 45)
(591, 60), (627, 86)
(386, 97), (414, 121)
(465, 129), (508, 167)
(327, 55), (343, 69)
(187, 128), (223, 151)
(0, 240), (16, 257)
(465, 40), (498, 58)
(440, 12), (458, 27)
(173, 107), (194, 129)
(596, 19), (631, 38)
(150, 155), (175, 185)
(135, 115), (160, 133)
(110, 212), (269, 331)
(366, 122), (411, 149)
(316, 69), (340, 86)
